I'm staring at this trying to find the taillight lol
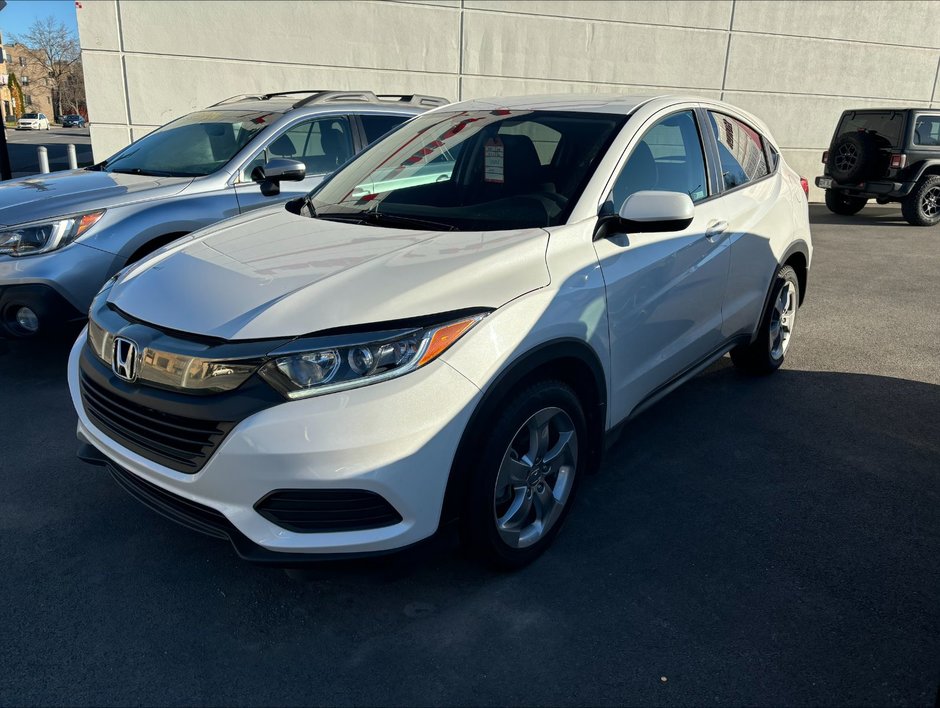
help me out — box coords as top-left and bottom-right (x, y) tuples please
(889, 154), (907, 169)
(800, 177), (809, 198)
(821, 150), (829, 164)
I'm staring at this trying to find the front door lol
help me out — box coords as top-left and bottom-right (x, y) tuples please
(594, 109), (731, 424)
(234, 115), (353, 212)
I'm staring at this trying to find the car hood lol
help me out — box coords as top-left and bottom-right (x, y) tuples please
(110, 208), (551, 340)
(0, 170), (192, 226)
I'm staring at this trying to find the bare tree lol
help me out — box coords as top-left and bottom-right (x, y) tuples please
(12, 16), (81, 119)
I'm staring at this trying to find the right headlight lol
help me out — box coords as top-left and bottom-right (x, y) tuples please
(259, 314), (485, 399)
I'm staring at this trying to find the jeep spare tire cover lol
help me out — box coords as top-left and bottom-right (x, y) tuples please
(829, 132), (880, 182)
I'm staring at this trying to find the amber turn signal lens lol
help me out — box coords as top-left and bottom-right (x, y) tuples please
(76, 211), (105, 237)
(418, 318), (478, 367)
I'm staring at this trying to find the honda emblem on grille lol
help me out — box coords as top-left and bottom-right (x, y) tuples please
(112, 337), (139, 382)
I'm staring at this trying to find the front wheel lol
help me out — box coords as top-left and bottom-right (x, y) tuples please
(825, 189), (867, 216)
(731, 265), (800, 375)
(901, 175), (940, 226)
(461, 380), (587, 569)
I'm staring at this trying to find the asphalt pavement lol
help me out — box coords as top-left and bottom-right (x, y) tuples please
(3, 126), (94, 176)
(0, 206), (937, 706)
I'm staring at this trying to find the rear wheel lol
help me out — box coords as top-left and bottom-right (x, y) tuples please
(901, 175), (940, 226)
(731, 265), (800, 375)
(825, 189), (867, 216)
(461, 380), (586, 569)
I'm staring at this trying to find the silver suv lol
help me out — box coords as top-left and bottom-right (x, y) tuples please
(0, 90), (446, 338)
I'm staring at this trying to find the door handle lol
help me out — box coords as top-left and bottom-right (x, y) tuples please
(705, 220), (728, 241)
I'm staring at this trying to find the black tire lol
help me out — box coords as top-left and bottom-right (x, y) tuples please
(731, 265), (800, 375)
(900, 175), (940, 226)
(825, 189), (867, 216)
(828, 131), (881, 182)
(461, 380), (587, 570)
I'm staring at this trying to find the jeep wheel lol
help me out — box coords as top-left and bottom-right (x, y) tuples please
(828, 132), (880, 182)
(825, 189), (867, 216)
(901, 175), (940, 226)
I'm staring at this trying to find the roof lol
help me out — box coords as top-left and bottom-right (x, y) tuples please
(442, 93), (678, 115)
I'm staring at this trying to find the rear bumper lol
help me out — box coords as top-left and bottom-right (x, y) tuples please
(816, 176), (916, 199)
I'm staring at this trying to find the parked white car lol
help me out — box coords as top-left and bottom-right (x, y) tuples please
(16, 112), (50, 130)
(71, 94), (812, 569)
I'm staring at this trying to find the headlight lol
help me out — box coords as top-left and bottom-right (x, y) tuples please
(259, 314), (485, 399)
(0, 210), (105, 257)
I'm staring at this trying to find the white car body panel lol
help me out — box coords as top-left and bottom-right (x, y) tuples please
(70, 94), (812, 560)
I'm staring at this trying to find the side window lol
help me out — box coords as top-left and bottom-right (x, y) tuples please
(245, 116), (353, 181)
(361, 114), (409, 144)
(913, 116), (940, 146)
(708, 111), (768, 190)
(608, 110), (708, 211)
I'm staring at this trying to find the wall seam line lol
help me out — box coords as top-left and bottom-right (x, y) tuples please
(457, 0), (465, 101)
(720, 0), (736, 101)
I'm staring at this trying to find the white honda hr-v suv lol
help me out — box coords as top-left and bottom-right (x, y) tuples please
(70, 94), (811, 568)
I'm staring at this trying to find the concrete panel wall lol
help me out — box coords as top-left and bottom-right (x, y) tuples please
(78, 0), (940, 201)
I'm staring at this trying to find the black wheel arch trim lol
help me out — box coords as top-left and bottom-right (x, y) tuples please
(439, 337), (607, 525)
(751, 241), (809, 344)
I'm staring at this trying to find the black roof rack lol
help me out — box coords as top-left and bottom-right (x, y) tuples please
(209, 91), (450, 110)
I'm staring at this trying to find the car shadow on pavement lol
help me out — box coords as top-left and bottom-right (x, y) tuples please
(1, 331), (939, 704)
(808, 203), (910, 227)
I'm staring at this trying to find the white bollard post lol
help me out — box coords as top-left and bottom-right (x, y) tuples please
(37, 146), (50, 174)
(67, 143), (77, 170)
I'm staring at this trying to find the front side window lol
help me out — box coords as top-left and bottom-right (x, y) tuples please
(100, 109), (276, 177)
(245, 116), (353, 180)
(709, 111), (768, 190)
(607, 110), (708, 211)
(309, 109), (625, 230)
(361, 114), (409, 144)
(913, 115), (940, 146)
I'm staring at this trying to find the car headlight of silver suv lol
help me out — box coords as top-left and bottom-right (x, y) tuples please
(0, 210), (105, 257)
(259, 314), (486, 399)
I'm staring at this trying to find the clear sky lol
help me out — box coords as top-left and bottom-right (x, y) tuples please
(0, 0), (79, 42)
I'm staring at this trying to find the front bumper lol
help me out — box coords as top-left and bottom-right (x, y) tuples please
(815, 176), (916, 199)
(0, 244), (122, 336)
(0, 283), (85, 337)
(69, 329), (482, 559)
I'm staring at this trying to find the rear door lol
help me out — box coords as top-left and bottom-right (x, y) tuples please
(700, 109), (788, 339)
(594, 108), (732, 423)
(234, 115), (354, 212)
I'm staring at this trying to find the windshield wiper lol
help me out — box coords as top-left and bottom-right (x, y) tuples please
(109, 167), (195, 177)
(317, 210), (456, 232)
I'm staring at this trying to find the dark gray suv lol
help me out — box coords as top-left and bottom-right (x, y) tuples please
(816, 108), (940, 226)
(0, 90), (446, 338)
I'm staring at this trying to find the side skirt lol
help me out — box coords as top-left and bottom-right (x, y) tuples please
(603, 334), (750, 450)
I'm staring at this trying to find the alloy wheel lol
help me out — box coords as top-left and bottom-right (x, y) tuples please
(493, 407), (578, 549)
(834, 143), (858, 172)
(921, 185), (940, 218)
(769, 281), (797, 361)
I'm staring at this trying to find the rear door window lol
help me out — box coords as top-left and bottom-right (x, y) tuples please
(360, 114), (410, 144)
(708, 111), (769, 190)
(913, 115), (940, 146)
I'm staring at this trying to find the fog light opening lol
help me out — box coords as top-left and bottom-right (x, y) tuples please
(14, 306), (40, 334)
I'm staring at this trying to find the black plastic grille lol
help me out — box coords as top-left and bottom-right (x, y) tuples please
(255, 489), (403, 533)
(80, 371), (233, 473)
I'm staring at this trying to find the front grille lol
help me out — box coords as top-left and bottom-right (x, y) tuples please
(255, 489), (403, 533)
(80, 371), (233, 473)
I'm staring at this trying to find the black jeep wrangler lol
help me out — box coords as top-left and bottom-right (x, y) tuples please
(816, 109), (940, 226)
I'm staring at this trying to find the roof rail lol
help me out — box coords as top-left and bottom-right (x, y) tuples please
(210, 91), (451, 110)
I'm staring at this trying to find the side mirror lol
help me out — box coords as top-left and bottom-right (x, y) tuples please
(616, 191), (695, 233)
(257, 158), (306, 196)
(595, 190), (695, 238)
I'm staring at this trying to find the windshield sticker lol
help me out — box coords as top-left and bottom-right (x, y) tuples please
(484, 137), (504, 183)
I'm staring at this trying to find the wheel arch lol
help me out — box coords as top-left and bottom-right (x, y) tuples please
(126, 231), (191, 264)
(439, 338), (608, 525)
(781, 240), (810, 305)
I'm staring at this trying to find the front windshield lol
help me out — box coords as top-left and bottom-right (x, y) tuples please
(100, 109), (276, 177)
(309, 109), (626, 230)
(23, 113), (39, 119)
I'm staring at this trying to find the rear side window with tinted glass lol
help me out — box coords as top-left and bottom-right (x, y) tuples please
(913, 115), (940, 146)
(708, 111), (769, 190)
(361, 114), (410, 144)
